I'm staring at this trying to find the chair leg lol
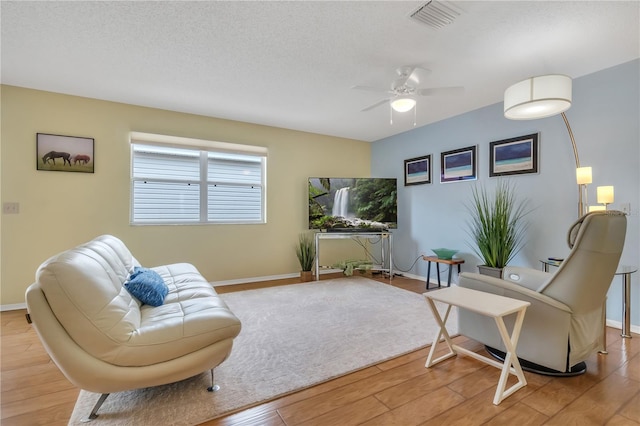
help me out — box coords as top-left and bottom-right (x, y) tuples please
(81, 393), (109, 422)
(207, 368), (220, 392)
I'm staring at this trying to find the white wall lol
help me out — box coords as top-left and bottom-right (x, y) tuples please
(371, 60), (640, 329)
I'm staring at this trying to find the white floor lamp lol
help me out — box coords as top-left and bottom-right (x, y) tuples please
(503, 74), (591, 218)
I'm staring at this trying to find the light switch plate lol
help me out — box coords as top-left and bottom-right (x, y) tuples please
(2, 202), (19, 214)
(621, 203), (631, 215)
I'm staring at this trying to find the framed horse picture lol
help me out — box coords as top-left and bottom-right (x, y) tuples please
(37, 133), (94, 173)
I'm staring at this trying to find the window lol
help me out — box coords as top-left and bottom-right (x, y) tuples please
(130, 133), (266, 225)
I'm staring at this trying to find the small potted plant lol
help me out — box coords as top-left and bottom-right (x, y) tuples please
(295, 232), (315, 282)
(466, 180), (530, 278)
(332, 259), (373, 277)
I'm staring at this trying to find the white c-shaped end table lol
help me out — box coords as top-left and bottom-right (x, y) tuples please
(424, 286), (530, 405)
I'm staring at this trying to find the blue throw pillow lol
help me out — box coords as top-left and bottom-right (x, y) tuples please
(125, 267), (168, 307)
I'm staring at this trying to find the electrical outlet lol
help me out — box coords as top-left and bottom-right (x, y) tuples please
(2, 202), (19, 214)
(621, 202), (631, 215)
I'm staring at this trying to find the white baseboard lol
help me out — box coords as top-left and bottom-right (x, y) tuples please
(397, 271), (424, 281)
(396, 271), (452, 289)
(211, 269), (343, 287)
(1, 302), (27, 312)
(606, 319), (640, 335)
(212, 272), (299, 287)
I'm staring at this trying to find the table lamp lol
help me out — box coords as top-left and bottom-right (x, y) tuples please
(597, 186), (614, 209)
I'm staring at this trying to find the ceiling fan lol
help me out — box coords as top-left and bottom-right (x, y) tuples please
(351, 66), (464, 116)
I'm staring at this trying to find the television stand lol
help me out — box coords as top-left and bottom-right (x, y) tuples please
(314, 232), (393, 281)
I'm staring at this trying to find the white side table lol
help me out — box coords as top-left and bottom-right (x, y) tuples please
(424, 286), (530, 405)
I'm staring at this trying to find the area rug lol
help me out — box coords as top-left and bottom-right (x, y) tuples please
(68, 277), (457, 425)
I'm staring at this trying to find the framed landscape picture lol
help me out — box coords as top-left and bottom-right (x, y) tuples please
(37, 133), (94, 173)
(440, 145), (477, 183)
(489, 133), (538, 177)
(404, 154), (432, 186)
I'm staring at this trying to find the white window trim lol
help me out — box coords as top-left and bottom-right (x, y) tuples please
(130, 131), (268, 156)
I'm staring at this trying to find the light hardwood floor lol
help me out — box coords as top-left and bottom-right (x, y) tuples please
(2, 275), (638, 425)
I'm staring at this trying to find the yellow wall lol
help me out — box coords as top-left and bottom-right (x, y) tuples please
(0, 85), (371, 305)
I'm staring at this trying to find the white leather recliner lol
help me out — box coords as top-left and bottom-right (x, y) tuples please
(458, 210), (627, 375)
(25, 235), (242, 419)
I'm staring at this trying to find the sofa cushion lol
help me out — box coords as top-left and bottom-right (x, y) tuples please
(125, 267), (168, 306)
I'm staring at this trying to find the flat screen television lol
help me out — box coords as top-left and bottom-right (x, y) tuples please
(308, 177), (397, 231)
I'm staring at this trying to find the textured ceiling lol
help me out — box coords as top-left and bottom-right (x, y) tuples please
(2, 1), (638, 142)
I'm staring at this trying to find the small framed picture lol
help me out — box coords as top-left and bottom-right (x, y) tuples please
(490, 133), (539, 177)
(440, 145), (477, 183)
(37, 133), (95, 173)
(404, 155), (432, 186)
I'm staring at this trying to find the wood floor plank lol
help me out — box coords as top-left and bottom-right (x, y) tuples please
(0, 349), (53, 371)
(617, 390), (640, 423)
(1, 361), (69, 392)
(618, 352), (640, 381)
(296, 396), (388, 426)
(0, 402), (74, 426)
(484, 401), (549, 425)
(364, 387), (466, 426)
(447, 365), (502, 399)
(544, 372), (639, 425)
(0, 388), (79, 420)
(374, 352), (484, 409)
(201, 409), (286, 426)
(420, 387), (511, 425)
(584, 349), (630, 380)
(519, 369), (602, 417)
(1, 378), (77, 404)
(277, 356), (435, 424)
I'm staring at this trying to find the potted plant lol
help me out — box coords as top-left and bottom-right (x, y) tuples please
(466, 180), (530, 278)
(332, 259), (373, 277)
(295, 232), (315, 282)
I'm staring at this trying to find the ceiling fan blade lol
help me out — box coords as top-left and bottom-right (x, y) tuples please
(417, 86), (465, 96)
(361, 99), (390, 112)
(393, 65), (431, 88)
(350, 85), (389, 93)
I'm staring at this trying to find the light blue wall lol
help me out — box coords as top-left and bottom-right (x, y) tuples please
(371, 59), (640, 328)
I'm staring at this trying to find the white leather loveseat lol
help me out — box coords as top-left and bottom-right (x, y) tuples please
(25, 235), (242, 420)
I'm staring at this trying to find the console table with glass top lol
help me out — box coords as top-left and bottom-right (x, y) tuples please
(314, 232), (393, 281)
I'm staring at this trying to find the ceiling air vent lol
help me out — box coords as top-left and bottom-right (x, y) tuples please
(409, 1), (461, 29)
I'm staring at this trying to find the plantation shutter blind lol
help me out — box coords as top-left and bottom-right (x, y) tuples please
(208, 155), (263, 222)
(132, 146), (201, 223)
(130, 132), (267, 225)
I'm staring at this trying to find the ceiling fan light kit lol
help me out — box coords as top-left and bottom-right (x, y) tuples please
(391, 96), (417, 112)
(352, 65), (464, 125)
